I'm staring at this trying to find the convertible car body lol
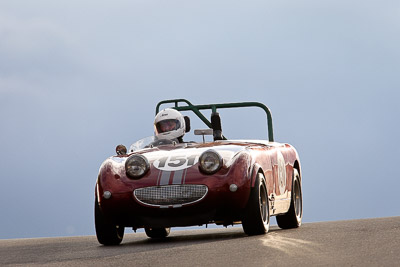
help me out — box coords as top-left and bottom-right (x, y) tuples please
(95, 99), (302, 245)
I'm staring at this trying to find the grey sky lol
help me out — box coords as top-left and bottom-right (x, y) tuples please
(1, 0), (399, 238)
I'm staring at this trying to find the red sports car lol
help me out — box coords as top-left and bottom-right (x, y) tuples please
(95, 99), (302, 245)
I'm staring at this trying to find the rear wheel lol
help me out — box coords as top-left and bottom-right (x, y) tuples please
(95, 199), (124, 245)
(242, 172), (270, 235)
(145, 227), (171, 238)
(276, 169), (302, 229)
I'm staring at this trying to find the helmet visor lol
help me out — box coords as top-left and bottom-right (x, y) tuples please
(155, 119), (181, 134)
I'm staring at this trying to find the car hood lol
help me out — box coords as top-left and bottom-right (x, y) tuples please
(105, 141), (268, 172)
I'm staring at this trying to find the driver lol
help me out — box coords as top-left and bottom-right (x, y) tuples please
(154, 108), (186, 143)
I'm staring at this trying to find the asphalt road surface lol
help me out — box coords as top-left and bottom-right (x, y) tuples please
(1, 216), (399, 266)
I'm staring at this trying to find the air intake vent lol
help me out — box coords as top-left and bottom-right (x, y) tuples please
(134, 185), (208, 207)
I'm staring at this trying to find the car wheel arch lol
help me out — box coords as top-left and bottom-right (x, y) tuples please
(250, 164), (273, 192)
(250, 163), (262, 188)
(293, 160), (301, 178)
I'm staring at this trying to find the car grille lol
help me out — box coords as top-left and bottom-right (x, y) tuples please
(134, 185), (208, 207)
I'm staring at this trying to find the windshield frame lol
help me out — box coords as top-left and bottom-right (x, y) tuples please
(129, 136), (182, 153)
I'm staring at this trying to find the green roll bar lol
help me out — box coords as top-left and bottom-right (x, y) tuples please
(156, 99), (274, 142)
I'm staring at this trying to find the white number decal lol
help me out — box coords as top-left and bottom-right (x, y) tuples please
(153, 155), (199, 171)
(277, 151), (287, 194)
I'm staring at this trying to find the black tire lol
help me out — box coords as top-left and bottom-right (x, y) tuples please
(242, 172), (270, 235)
(95, 199), (124, 245)
(145, 227), (171, 239)
(276, 169), (302, 229)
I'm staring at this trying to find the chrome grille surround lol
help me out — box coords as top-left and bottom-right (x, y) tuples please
(133, 185), (208, 207)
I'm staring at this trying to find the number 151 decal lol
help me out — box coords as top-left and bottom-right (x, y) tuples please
(153, 155), (199, 171)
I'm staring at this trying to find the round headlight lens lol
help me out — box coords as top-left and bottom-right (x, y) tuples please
(125, 154), (149, 179)
(199, 150), (223, 174)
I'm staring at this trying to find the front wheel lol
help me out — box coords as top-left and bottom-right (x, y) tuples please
(242, 172), (270, 235)
(95, 199), (124, 245)
(145, 227), (171, 238)
(276, 168), (302, 229)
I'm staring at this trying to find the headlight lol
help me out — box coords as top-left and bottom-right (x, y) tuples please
(125, 154), (149, 179)
(199, 150), (223, 174)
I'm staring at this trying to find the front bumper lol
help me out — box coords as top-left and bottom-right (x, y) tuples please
(97, 178), (251, 228)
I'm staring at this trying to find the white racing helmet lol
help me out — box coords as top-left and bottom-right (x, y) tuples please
(154, 108), (186, 140)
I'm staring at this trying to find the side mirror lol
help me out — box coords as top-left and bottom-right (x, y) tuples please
(116, 144), (127, 155)
(194, 129), (214, 143)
